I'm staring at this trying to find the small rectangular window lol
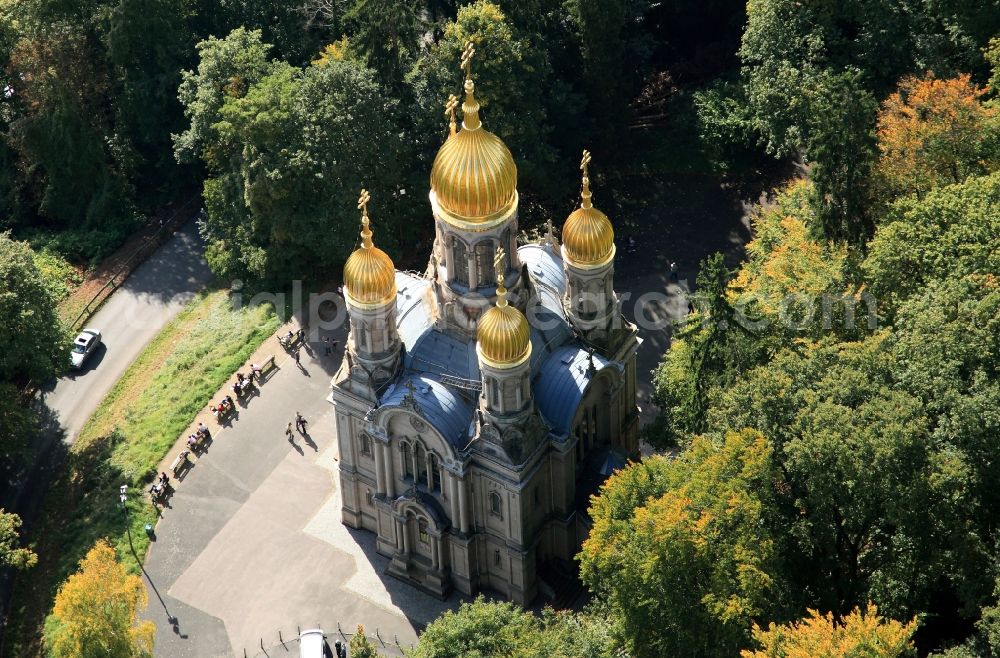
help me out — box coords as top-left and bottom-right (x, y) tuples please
(366, 489), (373, 506)
(494, 549), (501, 566)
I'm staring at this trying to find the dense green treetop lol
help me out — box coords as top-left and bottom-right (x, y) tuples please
(0, 509), (37, 571)
(181, 28), (414, 282)
(411, 597), (617, 658)
(580, 429), (784, 658)
(0, 232), (67, 384)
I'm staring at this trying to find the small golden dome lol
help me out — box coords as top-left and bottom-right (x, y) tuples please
(563, 150), (615, 267)
(430, 43), (517, 223)
(477, 247), (530, 368)
(343, 190), (396, 307)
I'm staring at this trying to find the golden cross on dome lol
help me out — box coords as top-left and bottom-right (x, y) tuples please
(444, 94), (459, 136)
(580, 150), (593, 209)
(357, 188), (373, 247)
(357, 188), (371, 217)
(494, 245), (505, 287)
(461, 41), (475, 79)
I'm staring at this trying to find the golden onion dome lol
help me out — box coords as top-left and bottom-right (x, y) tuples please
(562, 150), (615, 268)
(343, 190), (396, 307)
(430, 43), (517, 223)
(477, 247), (530, 368)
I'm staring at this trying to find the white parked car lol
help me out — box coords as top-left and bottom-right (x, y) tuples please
(70, 328), (102, 369)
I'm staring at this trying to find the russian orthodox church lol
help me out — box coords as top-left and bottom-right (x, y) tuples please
(328, 43), (640, 605)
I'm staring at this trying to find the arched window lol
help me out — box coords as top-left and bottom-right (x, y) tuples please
(453, 239), (469, 286)
(360, 433), (372, 456)
(418, 519), (429, 544)
(401, 442), (413, 479)
(415, 442), (428, 486)
(428, 453), (441, 492)
(475, 241), (495, 287)
(490, 378), (500, 407)
(489, 491), (502, 518)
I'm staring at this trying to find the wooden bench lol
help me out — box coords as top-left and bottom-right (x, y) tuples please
(253, 354), (277, 383)
(169, 451), (190, 477)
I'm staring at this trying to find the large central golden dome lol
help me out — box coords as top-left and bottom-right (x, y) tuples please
(430, 68), (517, 223)
(562, 150), (615, 268)
(343, 192), (396, 307)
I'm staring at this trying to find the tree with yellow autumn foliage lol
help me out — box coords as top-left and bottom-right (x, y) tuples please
(742, 605), (917, 658)
(43, 539), (155, 658)
(875, 73), (999, 200)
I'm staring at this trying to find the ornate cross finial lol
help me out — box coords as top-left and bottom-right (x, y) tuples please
(494, 246), (505, 287)
(444, 94), (459, 136)
(357, 188), (373, 247)
(357, 188), (371, 216)
(580, 149), (593, 210)
(461, 41), (475, 79)
(545, 218), (556, 248)
(494, 245), (508, 306)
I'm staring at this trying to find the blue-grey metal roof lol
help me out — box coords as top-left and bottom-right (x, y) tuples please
(533, 345), (609, 437)
(383, 259), (593, 444)
(395, 272), (433, 350)
(407, 328), (479, 381)
(380, 374), (475, 448)
(519, 243), (566, 297)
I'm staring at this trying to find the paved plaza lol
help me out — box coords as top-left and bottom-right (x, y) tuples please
(142, 332), (462, 657)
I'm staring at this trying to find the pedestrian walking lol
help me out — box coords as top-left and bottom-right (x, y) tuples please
(295, 412), (307, 434)
(294, 348), (301, 366)
(331, 339), (339, 352)
(297, 327), (306, 344)
(669, 261), (678, 282)
(285, 422), (294, 442)
(323, 336), (332, 356)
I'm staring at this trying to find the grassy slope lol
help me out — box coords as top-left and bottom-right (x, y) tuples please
(5, 289), (279, 657)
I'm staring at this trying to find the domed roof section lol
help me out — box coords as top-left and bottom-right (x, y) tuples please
(343, 190), (397, 307)
(476, 247), (530, 367)
(430, 42), (517, 223)
(562, 150), (615, 268)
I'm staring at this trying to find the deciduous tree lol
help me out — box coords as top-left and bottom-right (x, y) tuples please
(580, 430), (784, 658)
(0, 509), (37, 570)
(875, 74), (998, 200)
(742, 605), (917, 658)
(44, 539), (155, 658)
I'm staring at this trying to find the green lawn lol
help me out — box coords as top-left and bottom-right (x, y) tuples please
(6, 288), (279, 657)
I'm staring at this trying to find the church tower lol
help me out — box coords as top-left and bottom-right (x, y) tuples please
(427, 42), (523, 336)
(561, 151), (620, 353)
(342, 190), (401, 398)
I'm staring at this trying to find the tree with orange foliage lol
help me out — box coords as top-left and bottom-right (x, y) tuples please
(43, 540), (155, 658)
(875, 73), (998, 199)
(742, 605), (917, 658)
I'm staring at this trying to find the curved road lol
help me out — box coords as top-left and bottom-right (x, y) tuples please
(43, 219), (213, 443)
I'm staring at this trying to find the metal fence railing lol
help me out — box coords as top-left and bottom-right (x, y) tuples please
(68, 195), (200, 332)
(242, 621), (413, 658)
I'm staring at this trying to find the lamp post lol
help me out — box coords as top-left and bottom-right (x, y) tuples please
(119, 484), (177, 627)
(119, 485), (139, 561)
